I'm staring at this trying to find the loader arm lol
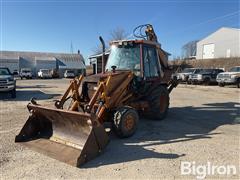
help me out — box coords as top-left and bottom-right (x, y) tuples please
(55, 75), (84, 109)
(85, 71), (134, 123)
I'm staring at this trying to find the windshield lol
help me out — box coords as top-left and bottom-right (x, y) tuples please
(41, 70), (50, 73)
(201, 69), (213, 73)
(229, 67), (240, 72)
(182, 68), (195, 73)
(0, 68), (11, 75)
(22, 70), (31, 73)
(105, 44), (140, 73)
(193, 69), (202, 74)
(66, 70), (74, 73)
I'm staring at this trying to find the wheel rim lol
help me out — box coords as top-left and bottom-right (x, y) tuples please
(124, 114), (135, 131)
(159, 95), (168, 113)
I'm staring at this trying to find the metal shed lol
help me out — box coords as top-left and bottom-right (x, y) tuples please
(0, 55), (19, 73)
(88, 50), (110, 74)
(0, 51), (86, 77)
(57, 54), (86, 77)
(196, 27), (240, 59)
(35, 57), (56, 74)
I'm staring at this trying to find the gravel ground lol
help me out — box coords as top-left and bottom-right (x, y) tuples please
(0, 79), (239, 179)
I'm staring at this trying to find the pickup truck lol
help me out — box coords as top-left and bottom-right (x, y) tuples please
(38, 69), (52, 79)
(20, 68), (33, 79)
(189, 68), (224, 85)
(64, 70), (75, 78)
(0, 67), (16, 98)
(175, 68), (202, 83)
(216, 66), (240, 88)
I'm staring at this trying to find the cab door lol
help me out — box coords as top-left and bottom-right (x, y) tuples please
(142, 45), (161, 81)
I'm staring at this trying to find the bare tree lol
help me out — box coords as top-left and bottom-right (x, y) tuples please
(109, 27), (127, 41)
(181, 40), (199, 60)
(91, 44), (103, 54)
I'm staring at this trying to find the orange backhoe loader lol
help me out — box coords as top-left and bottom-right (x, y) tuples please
(15, 24), (178, 167)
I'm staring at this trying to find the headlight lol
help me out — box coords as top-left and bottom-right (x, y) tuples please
(181, 74), (186, 79)
(230, 75), (237, 79)
(197, 74), (202, 79)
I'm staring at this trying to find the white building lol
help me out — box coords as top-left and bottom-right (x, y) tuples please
(196, 27), (240, 59)
(0, 55), (19, 73)
(0, 51), (86, 77)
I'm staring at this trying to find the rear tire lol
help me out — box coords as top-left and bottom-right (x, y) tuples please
(218, 82), (225, 87)
(113, 106), (139, 138)
(237, 78), (240, 88)
(144, 86), (169, 120)
(203, 78), (210, 86)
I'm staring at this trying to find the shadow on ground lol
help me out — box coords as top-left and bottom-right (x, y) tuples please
(83, 102), (239, 168)
(16, 85), (58, 89)
(0, 90), (61, 101)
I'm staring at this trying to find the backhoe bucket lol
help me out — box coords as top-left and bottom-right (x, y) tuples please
(15, 104), (109, 167)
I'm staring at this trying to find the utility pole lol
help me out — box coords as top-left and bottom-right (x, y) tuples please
(70, 41), (74, 54)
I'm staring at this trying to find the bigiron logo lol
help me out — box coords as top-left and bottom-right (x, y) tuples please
(180, 161), (238, 179)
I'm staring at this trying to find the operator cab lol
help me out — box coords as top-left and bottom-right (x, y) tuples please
(105, 40), (163, 79)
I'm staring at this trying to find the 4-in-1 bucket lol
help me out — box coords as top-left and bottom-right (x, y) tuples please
(15, 104), (109, 167)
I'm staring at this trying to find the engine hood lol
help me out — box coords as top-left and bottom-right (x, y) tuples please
(218, 72), (240, 76)
(0, 75), (12, 79)
(84, 71), (132, 83)
(178, 72), (193, 75)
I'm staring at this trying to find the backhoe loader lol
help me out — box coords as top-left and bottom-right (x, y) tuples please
(15, 24), (178, 167)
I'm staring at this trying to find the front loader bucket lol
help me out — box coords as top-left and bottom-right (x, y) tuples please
(15, 104), (109, 167)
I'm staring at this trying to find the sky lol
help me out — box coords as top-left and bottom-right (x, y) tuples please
(1, 0), (239, 62)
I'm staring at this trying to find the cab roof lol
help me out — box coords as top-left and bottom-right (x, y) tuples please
(110, 39), (161, 47)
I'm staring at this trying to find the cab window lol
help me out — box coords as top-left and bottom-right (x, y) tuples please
(143, 46), (160, 77)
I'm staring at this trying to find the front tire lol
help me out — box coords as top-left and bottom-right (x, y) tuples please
(237, 78), (240, 88)
(218, 82), (225, 87)
(144, 86), (169, 120)
(113, 106), (139, 138)
(11, 88), (16, 98)
(203, 78), (210, 86)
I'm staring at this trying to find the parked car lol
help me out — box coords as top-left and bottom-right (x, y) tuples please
(64, 70), (75, 78)
(176, 68), (202, 83)
(0, 67), (16, 98)
(216, 66), (240, 88)
(13, 69), (19, 76)
(51, 69), (60, 78)
(38, 69), (52, 79)
(188, 68), (224, 85)
(20, 68), (32, 79)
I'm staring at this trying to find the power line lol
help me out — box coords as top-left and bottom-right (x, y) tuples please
(166, 10), (240, 35)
